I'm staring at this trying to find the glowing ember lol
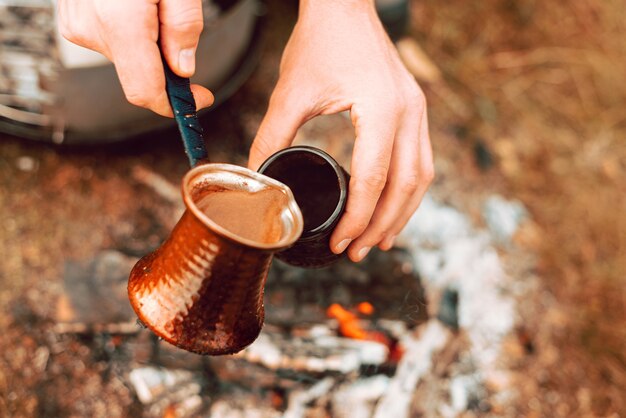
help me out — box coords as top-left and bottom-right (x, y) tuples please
(327, 303), (370, 340)
(326, 303), (391, 347)
(357, 301), (374, 315)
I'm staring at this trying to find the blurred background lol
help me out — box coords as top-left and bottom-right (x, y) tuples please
(1, 0), (624, 417)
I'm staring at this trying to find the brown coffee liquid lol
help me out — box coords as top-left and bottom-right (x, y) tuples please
(261, 153), (340, 232)
(196, 187), (288, 244)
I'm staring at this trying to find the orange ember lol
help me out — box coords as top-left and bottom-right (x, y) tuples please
(357, 301), (374, 315)
(327, 303), (369, 340)
(326, 303), (390, 346)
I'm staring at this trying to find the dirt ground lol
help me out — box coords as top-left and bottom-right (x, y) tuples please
(1, 0), (624, 417)
(410, 1), (625, 415)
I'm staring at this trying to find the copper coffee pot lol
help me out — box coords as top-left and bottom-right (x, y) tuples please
(127, 61), (346, 355)
(128, 163), (303, 355)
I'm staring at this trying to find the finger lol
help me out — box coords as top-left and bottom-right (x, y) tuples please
(159, 0), (204, 77)
(248, 88), (309, 170)
(349, 107), (422, 253)
(190, 84), (215, 110)
(329, 103), (396, 261)
(379, 111), (434, 249)
(95, 2), (171, 116)
(111, 40), (172, 117)
(58, 0), (105, 54)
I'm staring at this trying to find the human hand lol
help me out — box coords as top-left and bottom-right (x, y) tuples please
(57, 0), (214, 116)
(248, 0), (434, 262)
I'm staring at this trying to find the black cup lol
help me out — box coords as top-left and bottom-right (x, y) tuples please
(258, 146), (350, 268)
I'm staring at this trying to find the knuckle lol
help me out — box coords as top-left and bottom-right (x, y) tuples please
(93, 0), (120, 27)
(58, 18), (87, 46)
(174, 20), (204, 37)
(344, 215), (370, 238)
(380, 96), (403, 117)
(398, 173), (420, 195)
(406, 86), (426, 111)
(366, 227), (389, 244)
(423, 163), (436, 185)
(164, 9), (204, 36)
(124, 91), (150, 108)
(354, 168), (388, 195)
(59, 23), (77, 43)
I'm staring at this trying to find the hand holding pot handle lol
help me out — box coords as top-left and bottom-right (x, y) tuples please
(57, 0), (214, 116)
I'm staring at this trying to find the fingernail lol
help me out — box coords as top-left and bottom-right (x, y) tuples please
(357, 246), (371, 261)
(179, 48), (195, 74)
(335, 238), (352, 253)
(386, 235), (397, 248)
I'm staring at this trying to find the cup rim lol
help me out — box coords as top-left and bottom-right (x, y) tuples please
(182, 163), (304, 250)
(257, 145), (348, 237)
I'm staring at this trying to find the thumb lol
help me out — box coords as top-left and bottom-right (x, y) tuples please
(248, 90), (308, 170)
(159, 0), (203, 77)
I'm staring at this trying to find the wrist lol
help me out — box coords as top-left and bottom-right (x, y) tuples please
(299, 0), (376, 17)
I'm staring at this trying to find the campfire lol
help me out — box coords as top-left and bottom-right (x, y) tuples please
(49, 168), (525, 417)
(54, 232), (435, 417)
(327, 303), (404, 363)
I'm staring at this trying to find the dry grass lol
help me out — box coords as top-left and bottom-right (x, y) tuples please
(412, 0), (626, 415)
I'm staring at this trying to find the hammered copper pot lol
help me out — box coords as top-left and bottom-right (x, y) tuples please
(128, 164), (303, 355)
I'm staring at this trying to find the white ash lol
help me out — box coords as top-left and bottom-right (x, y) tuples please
(210, 400), (281, 418)
(283, 377), (335, 418)
(118, 191), (529, 417)
(373, 321), (450, 418)
(128, 367), (199, 405)
(483, 195), (529, 244)
(397, 193), (519, 371)
(448, 373), (485, 413)
(376, 319), (409, 340)
(332, 375), (390, 418)
(238, 329), (388, 374)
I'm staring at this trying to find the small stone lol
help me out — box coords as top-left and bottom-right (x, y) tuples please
(450, 374), (483, 413)
(474, 141), (494, 170)
(437, 288), (459, 330)
(32, 346), (50, 372)
(16, 156), (36, 172)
